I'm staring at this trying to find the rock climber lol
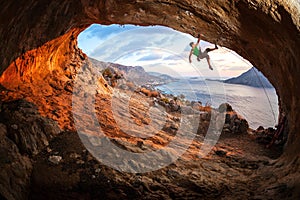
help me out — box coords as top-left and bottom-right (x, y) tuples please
(189, 33), (218, 70)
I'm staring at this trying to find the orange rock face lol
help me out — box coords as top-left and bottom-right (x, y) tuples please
(0, 29), (83, 87)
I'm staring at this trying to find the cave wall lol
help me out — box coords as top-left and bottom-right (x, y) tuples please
(0, 29), (84, 87)
(0, 0), (299, 189)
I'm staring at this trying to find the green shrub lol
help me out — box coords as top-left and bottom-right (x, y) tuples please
(102, 68), (113, 78)
(161, 98), (169, 104)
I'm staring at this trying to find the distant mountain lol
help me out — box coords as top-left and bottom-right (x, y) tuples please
(224, 67), (274, 88)
(89, 57), (176, 86)
(147, 72), (178, 82)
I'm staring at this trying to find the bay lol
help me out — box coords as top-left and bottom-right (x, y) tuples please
(156, 78), (279, 129)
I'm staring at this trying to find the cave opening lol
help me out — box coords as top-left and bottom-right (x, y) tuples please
(77, 24), (280, 130)
(64, 23), (286, 177)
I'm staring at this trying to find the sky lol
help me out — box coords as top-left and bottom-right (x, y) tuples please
(78, 24), (252, 78)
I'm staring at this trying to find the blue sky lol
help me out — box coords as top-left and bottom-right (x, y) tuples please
(78, 24), (252, 78)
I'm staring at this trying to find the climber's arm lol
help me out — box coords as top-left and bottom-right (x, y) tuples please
(195, 34), (201, 46)
(189, 50), (193, 63)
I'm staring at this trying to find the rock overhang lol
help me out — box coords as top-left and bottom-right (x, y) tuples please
(0, 0), (300, 183)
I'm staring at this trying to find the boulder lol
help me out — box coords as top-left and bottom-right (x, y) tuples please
(0, 100), (61, 156)
(48, 155), (63, 165)
(218, 103), (233, 113)
(238, 119), (249, 134)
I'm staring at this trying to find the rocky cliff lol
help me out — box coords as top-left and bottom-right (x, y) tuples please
(0, 0), (299, 199)
(89, 57), (176, 86)
(225, 67), (274, 88)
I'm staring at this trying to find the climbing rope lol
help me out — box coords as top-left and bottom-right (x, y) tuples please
(215, 46), (278, 124)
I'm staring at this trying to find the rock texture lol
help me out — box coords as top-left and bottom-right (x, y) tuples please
(0, 100), (60, 156)
(0, 123), (32, 200)
(28, 130), (283, 200)
(0, 0), (300, 199)
(0, 100), (61, 200)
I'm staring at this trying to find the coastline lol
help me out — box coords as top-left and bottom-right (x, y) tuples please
(154, 78), (278, 129)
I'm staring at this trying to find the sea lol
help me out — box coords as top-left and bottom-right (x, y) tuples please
(155, 78), (279, 129)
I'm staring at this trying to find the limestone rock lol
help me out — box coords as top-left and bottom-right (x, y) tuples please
(48, 155), (62, 165)
(0, 123), (33, 200)
(0, 99), (61, 156)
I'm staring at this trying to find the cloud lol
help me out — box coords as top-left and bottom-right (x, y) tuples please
(89, 27), (181, 62)
(83, 24), (139, 40)
(163, 55), (183, 61)
(183, 45), (191, 52)
(79, 24), (252, 78)
(137, 54), (163, 61)
(143, 63), (192, 77)
(77, 24), (140, 54)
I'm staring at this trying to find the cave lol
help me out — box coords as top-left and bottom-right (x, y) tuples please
(0, 0), (299, 199)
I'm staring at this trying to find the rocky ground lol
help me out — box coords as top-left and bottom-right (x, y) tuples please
(0, 58), (288, 199)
